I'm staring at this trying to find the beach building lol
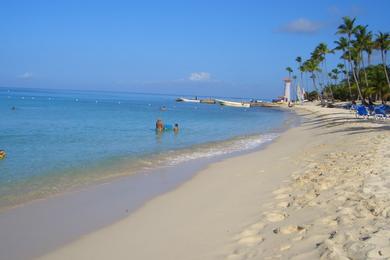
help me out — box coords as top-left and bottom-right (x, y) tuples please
(283, 78), (291, 102)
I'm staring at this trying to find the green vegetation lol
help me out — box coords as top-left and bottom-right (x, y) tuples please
(288, 16), (390, 102)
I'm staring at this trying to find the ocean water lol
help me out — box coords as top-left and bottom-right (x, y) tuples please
(0, 88), (293, 208)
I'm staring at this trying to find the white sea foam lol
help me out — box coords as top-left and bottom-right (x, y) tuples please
(162, 133), (279, 166)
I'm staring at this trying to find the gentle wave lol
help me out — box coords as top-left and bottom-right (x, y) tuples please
(146, 133), (279, 167)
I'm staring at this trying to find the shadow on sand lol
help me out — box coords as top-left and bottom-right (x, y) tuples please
(299, 109), (390, 135)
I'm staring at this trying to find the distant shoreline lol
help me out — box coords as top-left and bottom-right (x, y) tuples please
(0, 86), (274, 102)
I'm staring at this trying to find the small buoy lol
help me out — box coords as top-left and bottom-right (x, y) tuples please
(0, 150), (6, 160)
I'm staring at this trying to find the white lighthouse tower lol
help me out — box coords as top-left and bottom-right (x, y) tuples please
(283, 78), (291, 102)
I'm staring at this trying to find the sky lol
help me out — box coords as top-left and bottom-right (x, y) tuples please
(0, 0), (389, 98)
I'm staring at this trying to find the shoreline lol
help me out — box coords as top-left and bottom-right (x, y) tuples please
(0, 111), (293, 212)
(37, 103), (390, 260)
(1, 87), (292, 213)
(37, 106), (310, 259)
(0, 111), (298, 260)
(1, 103), (389, 259)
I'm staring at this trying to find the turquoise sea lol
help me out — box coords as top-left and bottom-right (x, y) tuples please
(0, 88), (293, 208)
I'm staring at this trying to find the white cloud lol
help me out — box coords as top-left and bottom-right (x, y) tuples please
(279, 18), (323, 34)
(18, 72), (33, 79)
(189, 72), (211, 81)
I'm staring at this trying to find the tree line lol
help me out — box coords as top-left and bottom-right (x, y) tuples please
(286, 16), (390, 102)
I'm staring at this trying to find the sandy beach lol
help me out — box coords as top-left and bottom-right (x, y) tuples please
(2, 2), (389, 259)
(35, 104), (390, 260)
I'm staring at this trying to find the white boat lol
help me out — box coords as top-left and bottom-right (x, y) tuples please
(215, 99), (250, 108)
(176, 97), (200, 103)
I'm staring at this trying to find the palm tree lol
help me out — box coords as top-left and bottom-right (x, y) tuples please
(337, 16), (363, 99)
(363, 30), (374, 66)
(375, 32), (390, 90)
(367, 65), (389, 100)
(354, 25), (371, 89)
(310, 48), (324, 90)
(286, 67), (293, 79)
(331, 68), (339, 85)
(336, 63), (345, 72)
(315, 43), (334, 98)
(303, 59), (321, 99)
(295, 56), (304, 90)
(334, 38), (353, 99)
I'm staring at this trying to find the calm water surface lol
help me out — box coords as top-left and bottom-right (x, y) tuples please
(0, 88), (292, 208)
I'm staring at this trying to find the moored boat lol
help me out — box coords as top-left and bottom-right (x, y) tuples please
(176, 97), (201, 103)
(215, 99), (250, 108)
(200, 98), (216, 104)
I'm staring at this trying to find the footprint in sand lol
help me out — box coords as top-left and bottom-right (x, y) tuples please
(367, 247), (390, 258)
(319, 216), (338, 227)
(265, 212), (287, 222)
(280, 225), (305, 234)
(274, 225), (305, 235)
(235, 222), (266, 246)
(277, 201), (290, 208)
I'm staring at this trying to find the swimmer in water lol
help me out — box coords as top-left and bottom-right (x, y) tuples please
(173, 123), (179, 133)
(0, 150), (6, 160)
(156, 119), (164, 132)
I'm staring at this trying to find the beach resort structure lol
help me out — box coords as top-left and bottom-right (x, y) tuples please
(283, 78), (291, 102)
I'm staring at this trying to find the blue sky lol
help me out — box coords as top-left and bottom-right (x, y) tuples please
(0, 0), (389, 98)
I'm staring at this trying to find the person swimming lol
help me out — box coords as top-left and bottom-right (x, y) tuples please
(156, 119), (164, 132)
(0, 150), (6, 160)
(173, 123), (179, 133)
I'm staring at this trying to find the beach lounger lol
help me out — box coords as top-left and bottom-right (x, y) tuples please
(374, 107), (389, 120)
(367, 105), (375, 115)
(378, 104), (390, 113)
(343, 103), (357, 112)
(355, 105), (369, 119)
